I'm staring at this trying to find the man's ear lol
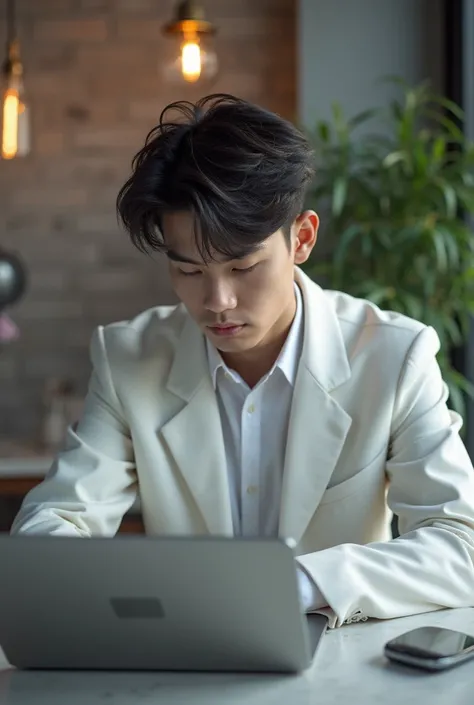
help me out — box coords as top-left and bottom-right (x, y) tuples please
(293, 211), (319, 265)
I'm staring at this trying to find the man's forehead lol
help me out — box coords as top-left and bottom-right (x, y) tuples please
(162, 211), (268, 264)
(161, 211), (206, 246)
(161, 213), (203, 261)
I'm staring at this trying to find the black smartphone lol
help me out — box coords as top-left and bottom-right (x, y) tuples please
(384, 626), (474, 672)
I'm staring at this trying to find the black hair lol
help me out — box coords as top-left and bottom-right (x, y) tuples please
(116, 94), (315, 261)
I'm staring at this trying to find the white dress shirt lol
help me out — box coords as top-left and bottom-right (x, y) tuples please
(206, 284), (326, 610)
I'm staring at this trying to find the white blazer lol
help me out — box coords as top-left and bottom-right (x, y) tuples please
(12, 268), (474, 627)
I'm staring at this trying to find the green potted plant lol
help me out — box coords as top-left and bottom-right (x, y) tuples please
(303, 80), (474, 419)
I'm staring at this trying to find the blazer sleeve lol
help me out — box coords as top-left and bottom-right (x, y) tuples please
(297, 326), (474, 628)
(10, 326), (137, 537)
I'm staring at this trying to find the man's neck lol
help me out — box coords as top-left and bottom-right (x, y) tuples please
(220, 296), (297, 389)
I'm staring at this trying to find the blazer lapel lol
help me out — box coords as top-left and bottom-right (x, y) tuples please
(159, 312), (233, 536)
(279, 270), (353, 545)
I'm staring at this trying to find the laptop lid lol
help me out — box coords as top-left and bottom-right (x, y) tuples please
(0, 535), (327, 673)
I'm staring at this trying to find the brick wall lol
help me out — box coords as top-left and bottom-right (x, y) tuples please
(0, 0), (296, 441)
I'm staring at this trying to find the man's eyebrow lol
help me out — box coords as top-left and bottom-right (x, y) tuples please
(165, 246), (264, 265)
(165, 249), (202, 265)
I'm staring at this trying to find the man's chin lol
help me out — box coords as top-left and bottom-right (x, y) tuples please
(213, 339), (253, 354)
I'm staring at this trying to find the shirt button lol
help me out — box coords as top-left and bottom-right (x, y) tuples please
(246, 485), (258, 495)
(247, 404), (255, 414)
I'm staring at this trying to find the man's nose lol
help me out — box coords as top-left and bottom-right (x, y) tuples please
(203, 278), (237, 313)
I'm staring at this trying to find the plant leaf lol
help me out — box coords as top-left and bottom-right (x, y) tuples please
(437, 180), (458, 218)
(348, 108), (377, 130)
(399, 293), (424, 320)
(333, 224), (363, 272)
(383, 150), (407, 169)
(431, 229), (449, 271)
(443, 315), (464, 346)
(427, 92), (465, 121)
(435, 225), (460, 268)
(432, 135), (446, 163)
(446, 379), (466, 419)
(422, 109), (464, 142)
(367, 287), (394, 306)
(317, 121), (331, 143)
(332, 177), (348, 217)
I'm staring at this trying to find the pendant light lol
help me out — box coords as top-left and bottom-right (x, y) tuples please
(2, 0), (30, 159)
(162, 1), (218, 86)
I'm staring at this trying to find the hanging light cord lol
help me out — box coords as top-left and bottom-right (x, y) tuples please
(6, 0), (16, 43)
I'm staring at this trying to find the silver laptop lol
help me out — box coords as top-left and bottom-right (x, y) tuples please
(0, 535), (327, 673)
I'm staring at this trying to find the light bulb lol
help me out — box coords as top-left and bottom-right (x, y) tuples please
(2, 73), (30, 159)
(2, 88), (19, 159)
(181, 40), (202, 82)
(163, 34), (218, 87)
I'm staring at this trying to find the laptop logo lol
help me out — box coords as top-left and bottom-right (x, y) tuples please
(110, 597), (165, 619)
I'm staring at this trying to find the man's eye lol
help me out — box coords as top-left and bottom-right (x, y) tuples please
(179, 270), (201, 276)
(233, 264), (258, 274)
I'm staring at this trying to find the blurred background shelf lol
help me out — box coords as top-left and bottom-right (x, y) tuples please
(0, 441), (144, 534)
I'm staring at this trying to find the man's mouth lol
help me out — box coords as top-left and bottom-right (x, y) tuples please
(207, 323), (246, 337)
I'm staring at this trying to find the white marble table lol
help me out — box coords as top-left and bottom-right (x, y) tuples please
(1, 607), (474, 704)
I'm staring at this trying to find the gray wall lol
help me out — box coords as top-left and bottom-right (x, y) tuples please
(298, 0), (444, 128)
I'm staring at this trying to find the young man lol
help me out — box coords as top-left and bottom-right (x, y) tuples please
(11, 95), (474, 628)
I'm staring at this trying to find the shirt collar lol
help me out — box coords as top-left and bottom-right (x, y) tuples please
(206, 283), (304, 389)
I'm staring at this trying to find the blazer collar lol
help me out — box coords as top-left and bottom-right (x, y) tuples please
(295, 267), (351, 391)
(165, 308), (209, 401)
